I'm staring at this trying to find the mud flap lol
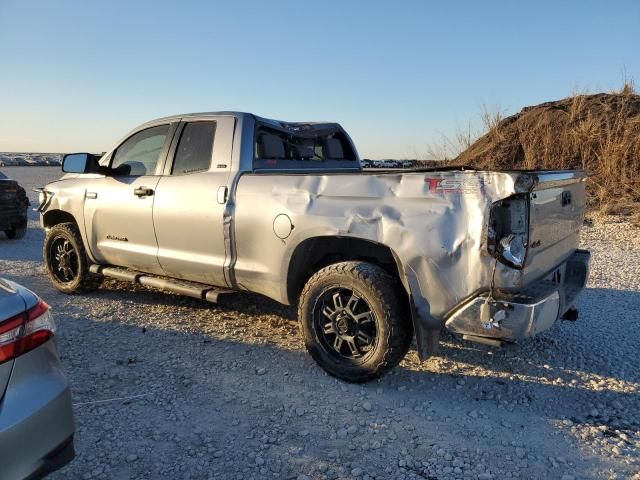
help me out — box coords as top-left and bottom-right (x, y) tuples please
(414, 324), (440, 361)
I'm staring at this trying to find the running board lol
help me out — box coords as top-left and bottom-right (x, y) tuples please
(89, 265), (234, 303)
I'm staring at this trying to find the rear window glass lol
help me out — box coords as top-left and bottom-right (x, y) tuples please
(172, 121), (216, 175)
(253, 124), (358, 170)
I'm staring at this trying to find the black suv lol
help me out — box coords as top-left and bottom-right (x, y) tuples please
(0, 171), (29, 239)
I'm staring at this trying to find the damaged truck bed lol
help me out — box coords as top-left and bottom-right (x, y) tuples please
(38, 112), (590, 382)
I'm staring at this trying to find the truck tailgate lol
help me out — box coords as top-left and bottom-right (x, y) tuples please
(525, 171), (587, 281)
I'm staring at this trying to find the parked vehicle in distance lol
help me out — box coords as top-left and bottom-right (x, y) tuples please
(38, 112), (590, 382)
(0, 170), (29, 239)
(381, 159), (398, 168)
(401, 160), (415, 168)
(360, 159), (372, 168)
(0, 278), (75, 478)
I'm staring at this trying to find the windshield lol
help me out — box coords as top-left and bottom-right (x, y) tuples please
(0, 171), (7, 180)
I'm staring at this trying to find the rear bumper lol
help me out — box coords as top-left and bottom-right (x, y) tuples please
(445, 249), (590, 341)
(0, 340), (75, 480)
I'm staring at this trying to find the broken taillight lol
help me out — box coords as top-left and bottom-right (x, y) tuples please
(0, 300), (56, 364)
(488, 194), (529, 269)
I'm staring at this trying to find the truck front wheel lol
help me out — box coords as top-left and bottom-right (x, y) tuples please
(298, 261), (412, 382)
(43, 222), (101, 294)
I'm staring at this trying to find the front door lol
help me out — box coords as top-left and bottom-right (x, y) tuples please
(83, 123), (176, 274)
(152, 116), (234, 286)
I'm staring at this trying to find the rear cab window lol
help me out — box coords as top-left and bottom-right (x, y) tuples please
(171, 121), (217, 175)
(253, 121), (359, 171)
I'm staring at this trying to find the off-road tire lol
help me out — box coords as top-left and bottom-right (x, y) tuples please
(298, 261), (412, 382)
(44, 222), (102, 294)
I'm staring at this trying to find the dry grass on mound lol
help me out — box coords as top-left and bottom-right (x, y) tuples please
(452, 85), (640, 221)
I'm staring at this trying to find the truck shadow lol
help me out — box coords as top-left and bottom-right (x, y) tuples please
(84, 282), (640, 425)
(97, 281), (639, 387)
(4, 267), (638, 448)
(51, 302), (636, 480)
(96, 278), (297, 319)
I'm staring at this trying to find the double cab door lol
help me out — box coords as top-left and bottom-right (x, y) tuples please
(83, 115), (235, 287)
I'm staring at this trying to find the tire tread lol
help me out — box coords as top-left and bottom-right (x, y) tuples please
(44, 222), (101, 294)
(298, 261), (412, 382)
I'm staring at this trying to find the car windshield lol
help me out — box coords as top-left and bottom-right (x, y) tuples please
(0, 171), (7, 179)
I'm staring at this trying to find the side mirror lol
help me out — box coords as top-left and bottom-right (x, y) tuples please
(62, 153), (89, 173)
(62, 153), (104, 174)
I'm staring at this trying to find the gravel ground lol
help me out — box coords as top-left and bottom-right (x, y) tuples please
(1, 166), (638, 480)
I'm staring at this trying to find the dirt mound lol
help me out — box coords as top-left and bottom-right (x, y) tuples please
(455, 91), (640, 217)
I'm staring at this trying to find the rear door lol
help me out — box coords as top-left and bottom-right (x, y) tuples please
(83, 123), (178, 274)
(152, 116), (235, 286)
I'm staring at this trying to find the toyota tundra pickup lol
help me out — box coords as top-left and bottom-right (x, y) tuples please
(37, 112), (590, 382)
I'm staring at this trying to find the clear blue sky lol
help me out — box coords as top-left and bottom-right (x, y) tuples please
(1, 0), (638, 158)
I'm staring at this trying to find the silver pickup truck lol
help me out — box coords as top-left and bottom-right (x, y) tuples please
(37, 112), (590, 382)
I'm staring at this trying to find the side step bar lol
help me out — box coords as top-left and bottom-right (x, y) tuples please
(89, 265), (234, 303)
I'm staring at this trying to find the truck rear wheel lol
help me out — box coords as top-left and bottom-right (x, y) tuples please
(298, 261), (412, 382)
(43, 222), (101, 294)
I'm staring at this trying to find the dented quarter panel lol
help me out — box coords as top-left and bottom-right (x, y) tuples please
(233, 170), (525, 329)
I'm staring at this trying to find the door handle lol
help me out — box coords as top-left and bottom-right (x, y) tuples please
(134, 187), (154, 197)
(86, 192), (98, 199)
(217, 186), (228, 204)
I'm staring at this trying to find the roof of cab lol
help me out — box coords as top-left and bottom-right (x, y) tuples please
(139, 112), (333, 128)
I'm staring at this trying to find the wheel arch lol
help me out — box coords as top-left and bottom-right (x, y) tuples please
(41, 209), (97, 263)
(42, 209), (79, 229)
(286, 235), (410, 310)
(286, 235), (440, 361)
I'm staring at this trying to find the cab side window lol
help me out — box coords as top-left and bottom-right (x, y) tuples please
(171, 121), (216, 175)
(111, 125), (170, 176)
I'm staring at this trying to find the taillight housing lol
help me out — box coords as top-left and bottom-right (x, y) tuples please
(0, 300), (56, 364)
(488, 194), (529, 269)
